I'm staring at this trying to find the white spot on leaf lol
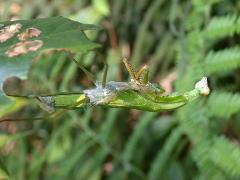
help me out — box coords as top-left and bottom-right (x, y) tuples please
(6, 40), (43, 57)
(17, 27), (41, 41)
(0, 23), (22, 43)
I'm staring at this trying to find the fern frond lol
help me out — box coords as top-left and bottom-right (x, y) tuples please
(196, 171), (227, 180)
(205, 46), (240, 74)
(122, 113), (156, 162)
(204, 14), (240, 39)
(176, 102), (210, 143)
(193, 137), (240, 179)
(148, 127), (183, 180)
(207, 92), (240, 118)
(209, 136), (240, 178)
(99, 109), (119, 142)
(191, 140), (228, 180)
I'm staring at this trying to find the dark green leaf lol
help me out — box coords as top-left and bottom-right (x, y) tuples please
(0, 16), (100, 117)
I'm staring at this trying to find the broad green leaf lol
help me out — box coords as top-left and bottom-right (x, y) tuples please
(0, 16), (100, 117)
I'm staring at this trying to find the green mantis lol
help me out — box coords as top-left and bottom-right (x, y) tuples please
(1, 57), (210, 122)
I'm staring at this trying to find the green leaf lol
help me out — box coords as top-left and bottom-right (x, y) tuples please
(207, 92), (240, 118)
(0, 158), (9, 180)
(204, 14), (240, 39)
(0, 16), (100, 117)
(205, 46), (240, 74)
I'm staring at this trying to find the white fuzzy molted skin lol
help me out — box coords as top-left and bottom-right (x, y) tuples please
(0, 23), (22, 43)
(36, 96), (55, 113)
(83, 81), (134, 105)
(83, 80), (165, 105)
(195, 77), (210, 95)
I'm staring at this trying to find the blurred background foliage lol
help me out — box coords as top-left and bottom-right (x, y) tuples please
(0, 0), (240, 179)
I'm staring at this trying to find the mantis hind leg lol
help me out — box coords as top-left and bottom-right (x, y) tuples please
(72, 57), (109, 88)
(0, 108), (73, 123)
(72, 58), (96, 84)
(101, 58), (108, 88)
(0, 95), (86, 123)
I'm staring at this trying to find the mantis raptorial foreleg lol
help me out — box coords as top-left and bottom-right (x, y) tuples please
(123, 58), (150, 85)
(123, 58), (138, 81)
(136, 65), (149, 85)
(122, 58), (168, 102)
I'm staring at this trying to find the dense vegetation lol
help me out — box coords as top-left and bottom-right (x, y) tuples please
(0, 0), (240, 179)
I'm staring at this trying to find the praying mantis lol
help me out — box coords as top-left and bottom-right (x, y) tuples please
(1, 57), (210, 122)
